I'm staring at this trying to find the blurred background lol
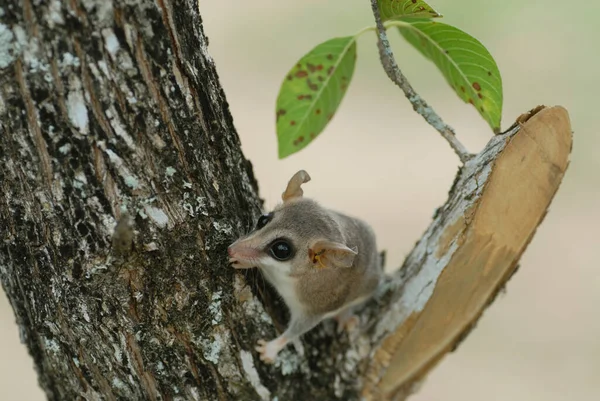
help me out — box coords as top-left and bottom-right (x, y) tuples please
(2, 0), (598, 399)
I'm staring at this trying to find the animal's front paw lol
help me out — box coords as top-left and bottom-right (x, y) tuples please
(255, 339), (283, 364)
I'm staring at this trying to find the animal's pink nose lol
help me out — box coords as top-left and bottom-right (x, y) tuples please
(227, 246), (235, 257)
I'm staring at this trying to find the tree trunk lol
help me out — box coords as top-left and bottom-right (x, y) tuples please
(0, 1), (572, 401)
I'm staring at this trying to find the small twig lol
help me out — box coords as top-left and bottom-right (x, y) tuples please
(369, 0), (473, 164)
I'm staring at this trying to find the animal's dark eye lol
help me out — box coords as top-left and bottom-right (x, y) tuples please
(256, 213), (273, 230)
(269, 240), (293, 261)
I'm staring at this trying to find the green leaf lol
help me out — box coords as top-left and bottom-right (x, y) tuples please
(378, 0), (442, 21)
(276, 36), (357, 158)
(397, 21), (503, 132)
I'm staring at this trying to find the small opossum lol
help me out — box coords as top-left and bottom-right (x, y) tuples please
(228, 170), (383, 363)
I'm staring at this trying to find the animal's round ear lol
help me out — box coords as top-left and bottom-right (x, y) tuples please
(308, 240), (358, 269)
(281, 170), (311, 202)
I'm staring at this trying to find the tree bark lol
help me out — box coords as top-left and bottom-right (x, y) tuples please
(0, 1), (572, 401)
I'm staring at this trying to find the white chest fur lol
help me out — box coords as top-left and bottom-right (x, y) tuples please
(259, 262), (303, 317)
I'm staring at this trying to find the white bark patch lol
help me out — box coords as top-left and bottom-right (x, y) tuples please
(80, 303), (91, 323)
(97, 60), (110, 77)
(275, 351), (304, 376)
(60, 52), (80, 69)
(12, 26), (48, 74)
(111, 377), (128, 392)
(0, 92), (5, 115)
(106, 106), (135, 149)
(144, 242), (159, 252)
(212, 220), (233, 236)
(43, 337), (61, 354)
(201, 332), (223, 364)
(58, 143), (72, 154)
(143, 205), (169, 228)
(80, 0), (113, 25)
(102, 29), (120, 56)
(67, 77), (89, 135)
(172, 63), (193, 110)
(100, 144), (143, 190)
(240, 350), (270, 401)
(73, 170), (88, 190)
(48, 0), (65, 28)
(0, 23), (15, 68)
(374, 134), (508, 339)
(209, 291), (223, 325)
(124, 175), (139, 189)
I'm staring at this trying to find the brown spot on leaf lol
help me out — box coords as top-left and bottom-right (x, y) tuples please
(290, 121), (296, 126)
(276, 109), (286, 121)
(307, 79), (318, 91)
(412, 0), (416, 3)
(468, 99), (474, 105)
(480, 106), (484, 112)
(472, 82), (481, 91)
(304, 94), (313, 100)
(316, 65), (323, 71)
(478, 93), (483, 99)
(287, 75), (293, 81)
(327, 66), (335, 75)
(295, 70), (308, 78)
(316, 109), (321, 115)
(487, 71), (492, 76)
(317, 76), (324, 82)
(310, 132), (315, 138)
(298, 136), (304, 142)
(461, 86), (465, 93)
(297, 95), (304, 100)
(327, 54), (333, 60)
(307, 63), (317, 73)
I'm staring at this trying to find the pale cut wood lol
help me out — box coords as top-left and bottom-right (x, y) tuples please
(361, 106), (572, 400)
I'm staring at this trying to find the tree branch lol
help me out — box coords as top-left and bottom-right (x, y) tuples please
(359, 106), (572, 400)
(369, 0), (472, 164)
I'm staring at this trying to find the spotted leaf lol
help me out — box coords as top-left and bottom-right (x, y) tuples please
(398, 21), (503, 132)
(378, 0), (441, 21)
(276, 36), (357, 158)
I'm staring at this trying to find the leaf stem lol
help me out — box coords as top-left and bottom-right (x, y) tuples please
(369, 1), (473, 164)
(354, 25), (377, 38)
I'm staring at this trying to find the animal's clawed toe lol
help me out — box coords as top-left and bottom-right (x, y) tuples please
(255, 338), (281, 364)
(335, 314), (359, 334)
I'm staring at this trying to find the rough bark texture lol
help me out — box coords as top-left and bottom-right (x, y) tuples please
(0, 1), (572, 401)
(0, 0), (267, 399)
